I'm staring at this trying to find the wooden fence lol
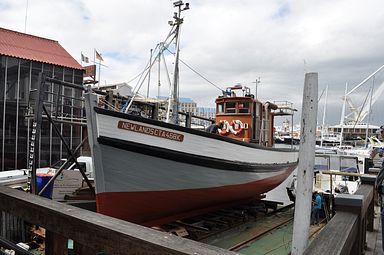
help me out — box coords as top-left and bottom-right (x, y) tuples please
(304, 175), (375, 255)
(0, 186), (238, 255)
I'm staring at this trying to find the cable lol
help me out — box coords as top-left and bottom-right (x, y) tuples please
(164, 48), (223, 92)
(119, 25), (176, 90)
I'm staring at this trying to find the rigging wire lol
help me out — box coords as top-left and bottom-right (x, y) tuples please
(318, 87), (326, 103)
(164, 48), (223, 92)
(124, 26), (178, 112)
(350, 86), (372, 129)
(119, 25), (176, 89)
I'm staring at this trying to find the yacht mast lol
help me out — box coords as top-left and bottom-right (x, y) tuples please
(339, 83), (348, 145)
(365, 80), (375, 146)
(320, 85), (328, 147)
(169, 1), (189, 124)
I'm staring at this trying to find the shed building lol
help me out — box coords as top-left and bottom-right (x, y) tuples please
(0, 27), (85, 171)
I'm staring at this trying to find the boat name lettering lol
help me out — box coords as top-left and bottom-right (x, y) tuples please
(118, 121), (184, 142)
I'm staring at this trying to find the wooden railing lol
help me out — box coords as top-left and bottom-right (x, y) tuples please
(304, 175), (375, 255)
(0, 186), (238, 255)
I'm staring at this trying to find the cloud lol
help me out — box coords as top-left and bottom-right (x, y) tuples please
(1, 0), (384, 125)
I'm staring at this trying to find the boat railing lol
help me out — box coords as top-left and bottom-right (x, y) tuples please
(94, 89), (215, 128)
(177, 111), (215, 129)
(272, 100), (297, 116)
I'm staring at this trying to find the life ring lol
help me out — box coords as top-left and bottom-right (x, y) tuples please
(229, 120), (245, 135)
(218, 120), (230, 135)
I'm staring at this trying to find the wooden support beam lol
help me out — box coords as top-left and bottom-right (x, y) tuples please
(292, 72), (318, 254)
(0, 186), (238, 255)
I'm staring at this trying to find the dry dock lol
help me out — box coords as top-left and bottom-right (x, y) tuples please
(0, 173), (381, 255)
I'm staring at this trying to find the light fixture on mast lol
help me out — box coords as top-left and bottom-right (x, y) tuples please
(169, 1), (189, 124)
(253, 77), (261, 101)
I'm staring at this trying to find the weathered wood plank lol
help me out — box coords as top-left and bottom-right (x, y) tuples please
(304, 179), (375, 255)
(304, 211), (359, 255)
(0, 186), (238, 255)
(354, 184), (374, 216)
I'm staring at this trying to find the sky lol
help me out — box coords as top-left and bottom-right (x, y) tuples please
(1, 0), (384, 126)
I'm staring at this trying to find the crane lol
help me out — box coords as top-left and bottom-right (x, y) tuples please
(341, 64), (384, 124)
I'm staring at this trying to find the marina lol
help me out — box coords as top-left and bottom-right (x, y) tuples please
(1, 1), (384, 255)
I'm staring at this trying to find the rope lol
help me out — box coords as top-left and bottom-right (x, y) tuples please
(164, 47), (224, 92)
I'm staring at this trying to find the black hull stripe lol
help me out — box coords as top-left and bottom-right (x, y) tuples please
(98, 136), (298, 173)
(94, 107), (298, 153)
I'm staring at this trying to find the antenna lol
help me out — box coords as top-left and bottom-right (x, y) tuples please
(24, 0), (29, 33)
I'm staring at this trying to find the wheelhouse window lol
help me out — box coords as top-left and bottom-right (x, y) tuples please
(225, 102), (236, 113)
(217, 103), (224, 113)
(238, 102), (250, 113)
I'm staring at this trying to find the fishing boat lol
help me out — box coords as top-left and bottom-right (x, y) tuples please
(84, 87), (298, 226)
(83, 1), (298, 226)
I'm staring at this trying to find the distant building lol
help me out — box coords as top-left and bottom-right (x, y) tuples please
(196, 107), (216, 120)
(99, 82), (133, 97)
(157, 96), (197, 114)
(0, 27), (84, 170)
(328, 123), (380, 140)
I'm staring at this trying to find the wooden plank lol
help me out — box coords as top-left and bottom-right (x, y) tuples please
(321, 170), (362, 177)
(0, 186), (238, 255)
(304, 211), (359, 255)
(354, 184), (374, 217)
(304, 182), (375, 254)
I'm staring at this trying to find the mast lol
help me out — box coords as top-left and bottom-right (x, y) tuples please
(146, 48), (153, 98)
(320, 85), (328, 147)
(157, 44), (161, 98)
(365, 78), (375, 146)
(339, 83), (348, 145)
(169, 1), (189, 124)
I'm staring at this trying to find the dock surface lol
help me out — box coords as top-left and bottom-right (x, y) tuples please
(367, 206), (384, 255)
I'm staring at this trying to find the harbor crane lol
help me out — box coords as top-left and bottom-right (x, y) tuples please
(342, 64), (384, 124)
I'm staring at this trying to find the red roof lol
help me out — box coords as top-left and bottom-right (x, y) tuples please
(0, 27), (83, 70)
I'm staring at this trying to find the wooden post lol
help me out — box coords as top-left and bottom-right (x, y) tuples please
(291, 73), (318, 255)
(186, 112), (192, 128)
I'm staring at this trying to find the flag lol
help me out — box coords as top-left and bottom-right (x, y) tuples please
(81, 53), (89, 63)
(95, 50), (104, 61)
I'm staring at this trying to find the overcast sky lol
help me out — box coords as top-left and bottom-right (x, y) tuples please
(1, 0), (384, 126)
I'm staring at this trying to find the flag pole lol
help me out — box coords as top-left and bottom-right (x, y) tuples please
(94, 49), (99, 88)
(98, 58), (101, 89)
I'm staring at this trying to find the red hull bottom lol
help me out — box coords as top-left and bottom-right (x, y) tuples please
(96, 169), (293, 226)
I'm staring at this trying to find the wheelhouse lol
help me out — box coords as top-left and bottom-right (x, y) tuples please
(215, 85), (278, 146)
